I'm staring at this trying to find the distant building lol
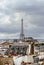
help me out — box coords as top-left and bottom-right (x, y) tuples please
(24, 37), (34, 42)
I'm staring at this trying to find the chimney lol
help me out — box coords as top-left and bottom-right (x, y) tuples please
(30, 42), (34, 55)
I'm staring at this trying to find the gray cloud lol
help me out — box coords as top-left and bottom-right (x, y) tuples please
(0, 0), (44, 39)
(0, 0), (44, 15)
(5, 0), (44, 15)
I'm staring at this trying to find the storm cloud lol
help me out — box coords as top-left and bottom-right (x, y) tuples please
(0, 0), (44, 39)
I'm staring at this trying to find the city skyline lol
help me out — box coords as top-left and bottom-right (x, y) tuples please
(0, 0), (44, 39)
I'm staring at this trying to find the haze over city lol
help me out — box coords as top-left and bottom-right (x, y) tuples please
(0, 0), (44, 39)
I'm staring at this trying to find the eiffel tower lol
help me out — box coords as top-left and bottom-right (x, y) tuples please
(20, 19), (24, 41)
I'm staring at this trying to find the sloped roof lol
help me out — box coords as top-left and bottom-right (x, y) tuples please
(2, 41), (13, 45)
(13, 42), (29, 46)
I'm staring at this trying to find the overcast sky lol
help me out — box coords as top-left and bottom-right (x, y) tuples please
(0, 0), (44, 39)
